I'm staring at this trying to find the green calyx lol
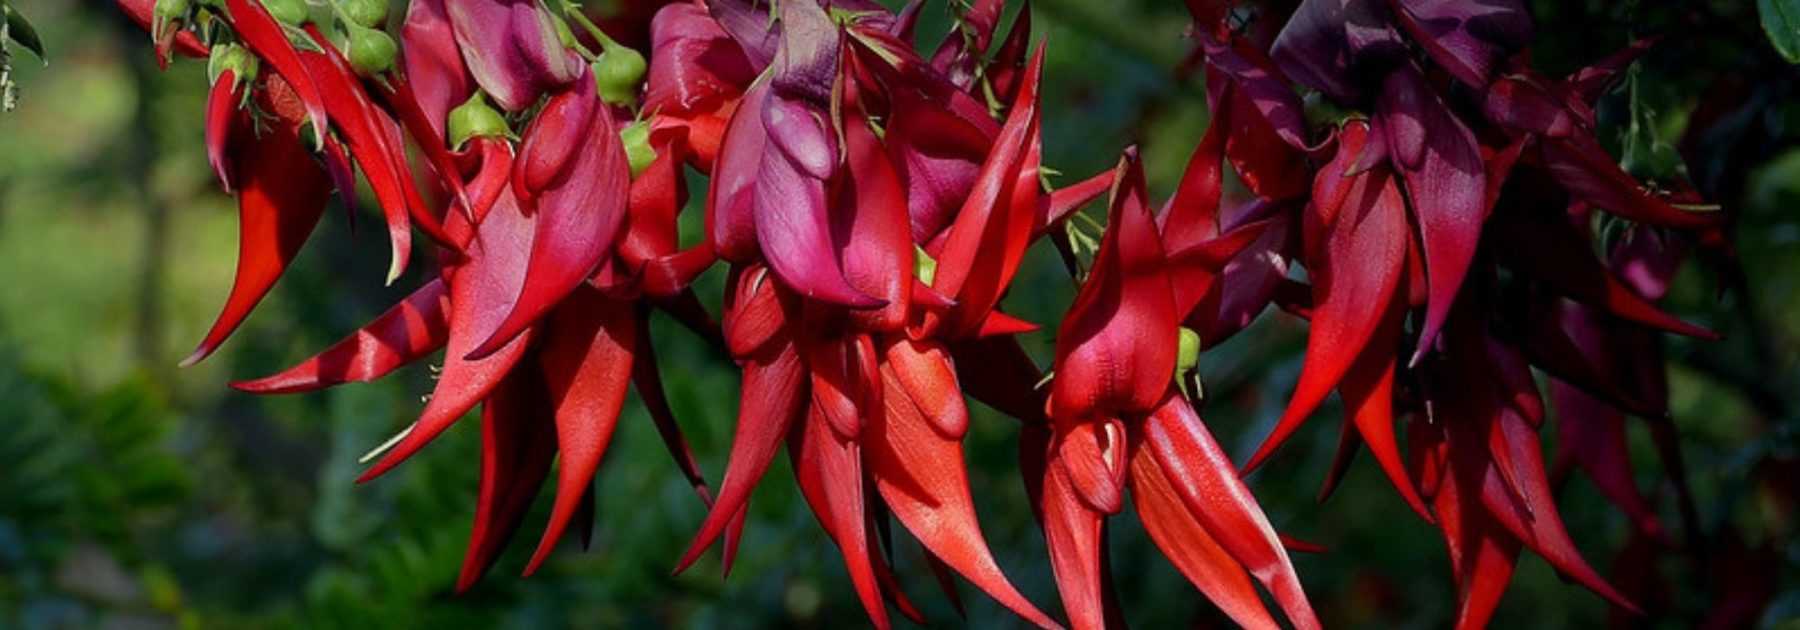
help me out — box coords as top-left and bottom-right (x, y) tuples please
(207, 44), (259, 85)
(340, 0), (388, 28)
(619, 119), (656, 178)
(448, 92), (509, 150)
(155, 0), (191, 21)
(262, 0), (308, 26)
(346, 24), (396, 77)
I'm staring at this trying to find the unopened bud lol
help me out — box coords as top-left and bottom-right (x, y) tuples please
(593, 46), (646, 107)
(155, 0), (190, 21)
(341, 0), (388, 28)
(347, 25), (397, 77)
(619, 119), (655, 178)
(261, 0), (308, 26)
(448, 92), (509, 150)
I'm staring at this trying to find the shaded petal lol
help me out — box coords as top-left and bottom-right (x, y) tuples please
(524, 286), (637, 574)
(791, 408), (890, 630)
(181, 106), (330, 367)
(401, 0), (474, 141)
(1249, 123), (1407, 470)
(455, 367), (557, 591)
(926, 45), (1046, 337)
(1376, 65), (1486, 365)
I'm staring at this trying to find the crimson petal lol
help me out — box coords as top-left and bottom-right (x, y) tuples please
(231, 278), (450, 394)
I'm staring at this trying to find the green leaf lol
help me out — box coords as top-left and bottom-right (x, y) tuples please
(1760, 0), (1800, 64)
(4, 4), (45, 61)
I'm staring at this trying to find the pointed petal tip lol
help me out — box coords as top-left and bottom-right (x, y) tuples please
(177, 347), (210, 369)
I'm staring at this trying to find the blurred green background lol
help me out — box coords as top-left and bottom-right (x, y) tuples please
(2, 0), (1798, 628)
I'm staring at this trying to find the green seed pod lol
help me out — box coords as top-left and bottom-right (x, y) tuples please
(341, 0), (388, 28)
(155, 0), (191, 21)
(346, 25), (397, 77)
(448, 92), (509, 151)
(261, 0), (308, 26)
(592, 46), (646, 107)
(619, 120), (656, 178)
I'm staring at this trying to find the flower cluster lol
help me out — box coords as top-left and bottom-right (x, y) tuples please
(122, 0), (1735, 627)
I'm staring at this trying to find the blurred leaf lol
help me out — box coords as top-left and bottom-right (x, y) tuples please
(1760, 0), (1800, 63)
(5, 4), (46, 61)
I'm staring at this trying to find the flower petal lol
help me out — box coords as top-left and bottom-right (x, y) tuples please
(231, 278), (450, 394)
(181, 103), (330, 367)
(523, 286), (637, 575)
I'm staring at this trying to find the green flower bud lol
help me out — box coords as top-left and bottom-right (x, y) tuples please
(448, 92), (509, 150)
(1177, 326), (1201, 374)
(346, 25), (397, 77)
(341, 0), (388, 28)
(592, 46), (646, 107)
(619, 119), (656, 178)
(262, 0), (308, 26)
(155, 0), (191, 21)
(207, 44), (260, 85)
(914, 245), (938, 286)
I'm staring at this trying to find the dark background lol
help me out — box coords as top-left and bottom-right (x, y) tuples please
(1, 0), (1796, 627)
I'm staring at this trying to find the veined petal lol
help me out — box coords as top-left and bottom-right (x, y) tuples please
(1129, 432), (1281, 630)
(1051, 150), (1178, 420)
(1143, 393), (1320, 630)
(1385, 0), (1531, 89)
(869, 361), (1060, 629)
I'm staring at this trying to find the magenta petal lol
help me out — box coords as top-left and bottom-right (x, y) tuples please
(401, 0), (472, 140)
(707, 79), (771, 264)
(1377, 65), (1487, 365)
(445, 0), (578, 111)
(1386, 0), (1531, 88)
(470, 85), (631, 359)
(753, 127), (882, 308)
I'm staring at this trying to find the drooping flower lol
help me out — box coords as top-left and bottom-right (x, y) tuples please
(667, 5), (1074, 624)
(1034, 149), (1317, 630)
